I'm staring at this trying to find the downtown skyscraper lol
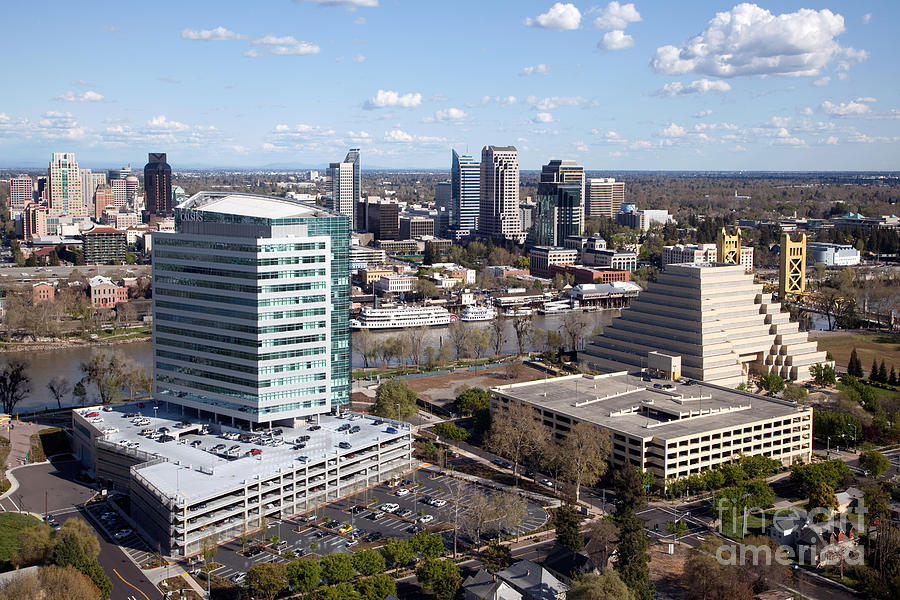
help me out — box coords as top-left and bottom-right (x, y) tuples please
(144, 152), (173, 216)
(477, 145), (520, 242)
(450, 149), (479, 233)
(530, 159), (585, 246)
(48, 152), (85, 217)
(327, 148), (360, 229)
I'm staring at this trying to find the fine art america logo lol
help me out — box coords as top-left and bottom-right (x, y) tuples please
(711, 497), (866, 568)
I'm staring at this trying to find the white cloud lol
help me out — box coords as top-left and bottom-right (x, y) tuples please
(654, 79), (731, 97)
(525, 3), (581, 30)
(364, 89), (423, 109)
(526, 95), (587, 110)
(659, 123), (686, 137)
(482, 95), (517, 106)
(148, 115), (190, 131)
(599, 30), (634, 50)
(434, 108), (467, 121)
(520, 64), (550, 77)
(821, 136), (839, 145)
(354, 54), (366, 62)
(861, 13), (871, 24)
(820, 99), (873, 117)
(249, 35), (320, 56)
(813, 76), (831, 87)
(593, 2), (641, 30)
(651, 4), (866, 78)
(181, 26), (243, 41)
(354, 17), (367, 24)
(534, 112), (554, 123)
(294, 0), (378, 6)
(693, 109), (713, 118)
(630, 140), (652, 150)
(383, 129), (446, 144)
(574, 141), (589, 152)
(56, 90), (105, 102)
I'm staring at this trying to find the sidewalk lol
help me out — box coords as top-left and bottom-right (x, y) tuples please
(1, 420), (45, 469)
(146, 564), (207, 597)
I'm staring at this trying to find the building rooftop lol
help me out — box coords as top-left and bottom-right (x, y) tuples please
(77, 402), (410, 504)
(178, 192), (334, 220)
(492, 372), (808, 441)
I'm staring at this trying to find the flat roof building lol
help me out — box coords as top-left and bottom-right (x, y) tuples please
(807, 242), (861, 267)
(491, 372), (812, 485)
(152, 192), (350, 426)
(579, 264), (830, 387)
(528, 246), (578, 278)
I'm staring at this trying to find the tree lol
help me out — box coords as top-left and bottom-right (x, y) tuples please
(568, 570), (635, 600)
(401, 327), (428, 371)
(807, 482), (839, 522)
(57, 519), (100, 561)
(313, 583), (362, 600)
(14, 524), (54, 567)
(73, 380), (87, 406)
(486, 400), (546, 485)
(432, 422), (468, 442)
(462, 489), (496, 544)
(561, 311), (591, 352)
(862, 483), (890, 528)
(246, 562), (287, 600)
(878, 359), (888, 384)
(0, 565), (102, 600)
(351, 548), (385, 576)
(871, 358), (880, 381)
(811, 363), (837, 387)
(614, 463), (647, 515)
(480, 542), (512, 572)
(0, 361), (30, 414)
(455, 387), (489, 416)
(470, 328), (492, 359)
(848, 348), (864, 377)
(354, 573), (396, 600)
(511, 313), (533, 356)
(415, 559), (462, 600)
(200, 533), (218, 576)
(46, 376), (71, 411)
(380, 537), (415, 568)
(409, 531), (444, 559)
(373, 379), (417, 420)
(860, 450), (891, 478)
(560, 422), (610, 503)
(555, 505), (584, 552)
(352, 328), (378, 369)
(320, 552), (355, 584)
(286, 558), (320, 595)
(489, 317), (506, 356)
(81, 353), (125, 405)
(790, 460), (852, 496)
(890, 366), (898, 386)
(666, 520), (688, 538)
(423, 241), (440, 265)
(585, 519), (619, 573)
(447, 322), (471, 360)
(414, 278), (439, 299)
(758, 372), (785, 393)
(614, 513), (653, 600)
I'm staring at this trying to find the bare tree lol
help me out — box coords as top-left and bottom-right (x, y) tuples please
(561, 312), (591, 352)
(487, 400), (546, 486)
(495, 491), (529, 541)
(512, 314), (533, 356)
(401, 327), (428, 371)
(116, 302), (136, 329)
(489, 317), (506, 357)
(0, 361), (30, 414)
(352, 329), (378, 369)
(560, 421), (611, 503)
(81, 353), (125, 405)
(463, 489), (496, 545)
(448, 322), (471, 360)
(585, 518), (619, 572)
(47, 376), (71, 410)
(471, 328), (492, 359)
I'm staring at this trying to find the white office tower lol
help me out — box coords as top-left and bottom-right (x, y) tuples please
(478, 145), (520, 241)
(579, 264), (831, 387)
(9, 175), (33, 215)
(327, 148), (360, 229)
(48, 152), (85, 216)
(451, 149), (480, 232)
(152, 192), (351, 427)
(586, 178), (625, 218)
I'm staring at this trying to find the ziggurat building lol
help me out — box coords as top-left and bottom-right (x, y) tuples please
(579, 264), (830, 387)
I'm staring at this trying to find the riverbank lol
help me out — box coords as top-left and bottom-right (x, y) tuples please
(0, 327), (151, 354)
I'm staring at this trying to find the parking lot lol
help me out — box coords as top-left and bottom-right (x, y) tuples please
(204, 467), (549, 583)
(638, 506), (708, 543)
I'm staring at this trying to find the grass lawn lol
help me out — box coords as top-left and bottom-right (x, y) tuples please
(812, 332), (900, 371)
(0, 437), (10, 494)
(0, 512), (44, 568)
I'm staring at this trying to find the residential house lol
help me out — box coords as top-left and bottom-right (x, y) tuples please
(496, 560), (569, 600)
(32, 281), (56, 304)
(89, 275), (128, 308)
(463, 570), (523, 600)
(795, 520), (858, 567)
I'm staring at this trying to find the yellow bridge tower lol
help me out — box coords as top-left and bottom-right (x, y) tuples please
(779, 232), (807, 299)
(717, 227), (741, 265)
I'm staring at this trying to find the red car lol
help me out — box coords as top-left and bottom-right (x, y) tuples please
(249, 448), (262, 456)
(85, 412), (100, 418)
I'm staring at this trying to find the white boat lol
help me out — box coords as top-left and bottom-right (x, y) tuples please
(503, 307), (533, 317)
(460, 305), (497, 322)
(351, 305), (457, 330)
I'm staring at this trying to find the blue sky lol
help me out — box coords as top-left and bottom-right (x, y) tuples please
(1, 1), (898, 170)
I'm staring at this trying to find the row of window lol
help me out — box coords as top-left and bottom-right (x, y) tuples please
(156, 325), (325, 349)
(156, 361), (326, 390)
(156, 300), (326, 322)
(157, 386), (327, 415)
(155, 250), (325, 266)
(156, 313), (325, 336)
(156, 288), (326, 308)
(156, 349), (326, 376)
(157, 239), (326, 253)
(156, 374), (327, 403)
(157, 263), (326, 281)
(155, 336), (326, 362)
(156, 275), (327, 295)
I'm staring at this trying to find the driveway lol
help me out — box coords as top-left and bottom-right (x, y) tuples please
(0, 459), (94, 514)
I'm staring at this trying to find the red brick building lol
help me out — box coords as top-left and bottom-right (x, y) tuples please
(549, 264), (631, 285)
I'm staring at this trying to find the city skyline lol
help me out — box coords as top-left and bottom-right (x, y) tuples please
(0, 1), (898, 170)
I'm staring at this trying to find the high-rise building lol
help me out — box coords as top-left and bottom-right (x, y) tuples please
(24, 203), (48, 241)
(356, 197), (399, 240)
(478, 146), (520, 241)
(451, 150), (479, 232)
(585, 178), (625, 218)
(144, 153), (173, 215)
(80, 169), (94, 212)
(94, 186), (116, 221)
(327, 149), (360, 229)
(111, 179), (128, 208)
(530, 159), (585, 247)
(435, 181), (451, 212)
(48, 152), (85, 216)
(9, 175), (33, 215)
(152, 191), (351, 425)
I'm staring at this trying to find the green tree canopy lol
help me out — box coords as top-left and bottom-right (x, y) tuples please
(286, 557), (321, 595)
(379, 537), (415, 568)
(555, 505), (584, 553)
(246, 562), (287, 600)
(568, 570), (636, 600)
(415, 559), (462, 600)
(431, 422), (469, 442)
(350, 548), (385, 577)
(409, 531), (444, 559)
(860, 450), (891, 478)
(455, 387), (489, 415)
(319, 552), (355, 584)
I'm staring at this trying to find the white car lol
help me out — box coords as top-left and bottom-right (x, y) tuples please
(431, 499), (447, 507)
(417, 514), (434, 524)
(395, 488), (411, 497)
(540, 479), (555, 488)
(113, 529), (132, 540)
(380, 503), (400, 513)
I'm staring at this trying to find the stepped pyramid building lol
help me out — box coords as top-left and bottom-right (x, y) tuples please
(579, 263), (830, 387)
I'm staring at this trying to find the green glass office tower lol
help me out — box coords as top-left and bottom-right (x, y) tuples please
(152, 192), (350, 427)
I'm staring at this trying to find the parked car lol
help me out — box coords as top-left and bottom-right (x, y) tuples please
(386, 427), (398, 434)
(394, 488), (410, 497)
(114, 529), (132, 540)
(338, 441), (351, 450)
(380, 503), (399, 513)
(338, 523), (353, 534)
(418, 514), (434, 524)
